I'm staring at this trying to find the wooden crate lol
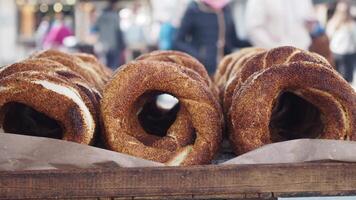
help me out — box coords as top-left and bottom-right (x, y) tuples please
(1, 162), (356, 199)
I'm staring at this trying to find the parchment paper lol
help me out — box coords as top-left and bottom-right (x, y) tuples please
(1, 133), (356, 170)
(223, 139), (356, 165)
(0, 133), (162, 170)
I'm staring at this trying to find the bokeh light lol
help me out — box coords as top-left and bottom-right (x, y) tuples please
(53, 2), (63, 13)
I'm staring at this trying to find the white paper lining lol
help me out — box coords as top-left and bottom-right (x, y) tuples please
(1, 133), (356, 170)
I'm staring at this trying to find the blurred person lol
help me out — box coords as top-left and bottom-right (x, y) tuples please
(230, 0), (249, 41)
(35, 15), (51, 50)
(245, 0), (315, 50)
(151, 0), (190, 50)
(308, 20), (335, 66)
(94, 0), (125, 69)
(123, 2), (148, 59)
(326, 0), (356, 83)
(158, 22), (176, 50)
(43, 13), (73, 49)
(173, 0), (250, 74)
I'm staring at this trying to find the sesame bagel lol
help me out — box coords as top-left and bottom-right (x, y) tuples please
(0, 71), (97, 144)
(223, 46), (332, 114)
(137, 50), (219, 99)
(214, 47), (265, 98)
(229, 62), (356, 154)
(32, 49), (108, 90)
(101, 60), (223, 165)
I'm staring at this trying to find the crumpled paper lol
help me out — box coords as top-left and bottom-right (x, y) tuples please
(223, 139), (356, 165)
(1, 133), (356, 170)
(0, 133), (162, 170)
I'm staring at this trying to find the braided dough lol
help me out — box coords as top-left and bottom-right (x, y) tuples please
(74, 52), (113, 81)
(214, 47), (265, 99)
(101, 60), (223, 165)
(0, 52), (105, 144)
(137, 50), (219, 98)
(229, 62), (356, 154)
(136, 50), (222, 153)
(32, 49), (111, 90)
(213, 46), (356, 155)
(223, 46), (331, 113)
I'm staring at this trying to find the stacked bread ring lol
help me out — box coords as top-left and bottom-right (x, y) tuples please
(31, 49), (112, 90)
(0, 50), (111, 144)
(137, 50), (219, 99)
(214, 47), (265, 100)
(215, 46), (356, 155)
(1, 47), (355, 166)
(101, 51), (223, 165)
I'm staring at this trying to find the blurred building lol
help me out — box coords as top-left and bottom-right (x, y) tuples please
(1, 0), (356, 68)
(0, 0), (76, 65)
(0, 0), (155, 65)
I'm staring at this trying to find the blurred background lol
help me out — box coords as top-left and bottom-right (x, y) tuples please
(0, 0), (355, 87)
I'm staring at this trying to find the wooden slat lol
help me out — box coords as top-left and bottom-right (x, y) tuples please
(0, 162), (356, 199)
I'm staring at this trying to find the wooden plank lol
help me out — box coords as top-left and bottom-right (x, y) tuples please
(133, 195), (192, 200)
(275, 191), (356, 198)
(193, 193), (275, 200)
(0, 162), (356, 199)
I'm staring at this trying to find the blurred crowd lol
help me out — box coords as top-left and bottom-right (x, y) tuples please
(1, 0), (356, 84)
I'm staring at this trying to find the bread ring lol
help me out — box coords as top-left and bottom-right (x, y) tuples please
(0, 58), (102, 107)
(0, 70), (98, 144)
(136, 50), (193, 60)
(228, 49), (266, 82)
(223, 46), (332, 114)
(229, 62), (356, 154)
(115, 60), (213, 152)
(214, 47), (265, 97)
(32, 50), (107, 90)
(136, 50), (221, 146)
(74, 52), (113, 81)
(137, 50), (219, 98)
(101, 60), (223, 165)
(137, 51), (209, 83)
(0, 58), (67, 79)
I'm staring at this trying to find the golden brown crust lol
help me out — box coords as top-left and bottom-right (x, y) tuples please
(101, 60), (223, 165)
(32, 50), (107, 90)
(229, 62), (356, 154)
(223, 46), (332, 114)
(136, 50), (193, 60)
(137, 51), (208, 82)
(0, 71), (98, 144)
(74, 52), (113, 81)
(136, 50), (221, 145)
(137, 50), (220, 99)
(117, 59), (216, 153)
(227, 50), (263, 80)
(0, 58), (66, 79)
(214, 47), (265, 96)
(0, 51), (105, 145)
(0, 58), (101, 108)
(214, 55), (233, 84)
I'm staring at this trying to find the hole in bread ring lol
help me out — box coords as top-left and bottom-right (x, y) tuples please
(135, 92), (179, 137)
(229, 62), (356, 155)
(127, 90), (195, 152)
(101, 61), (223, 165)
(1, 102), (63, 139)
(0, 72), (96, 144)
(269, 91), (324, 141)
